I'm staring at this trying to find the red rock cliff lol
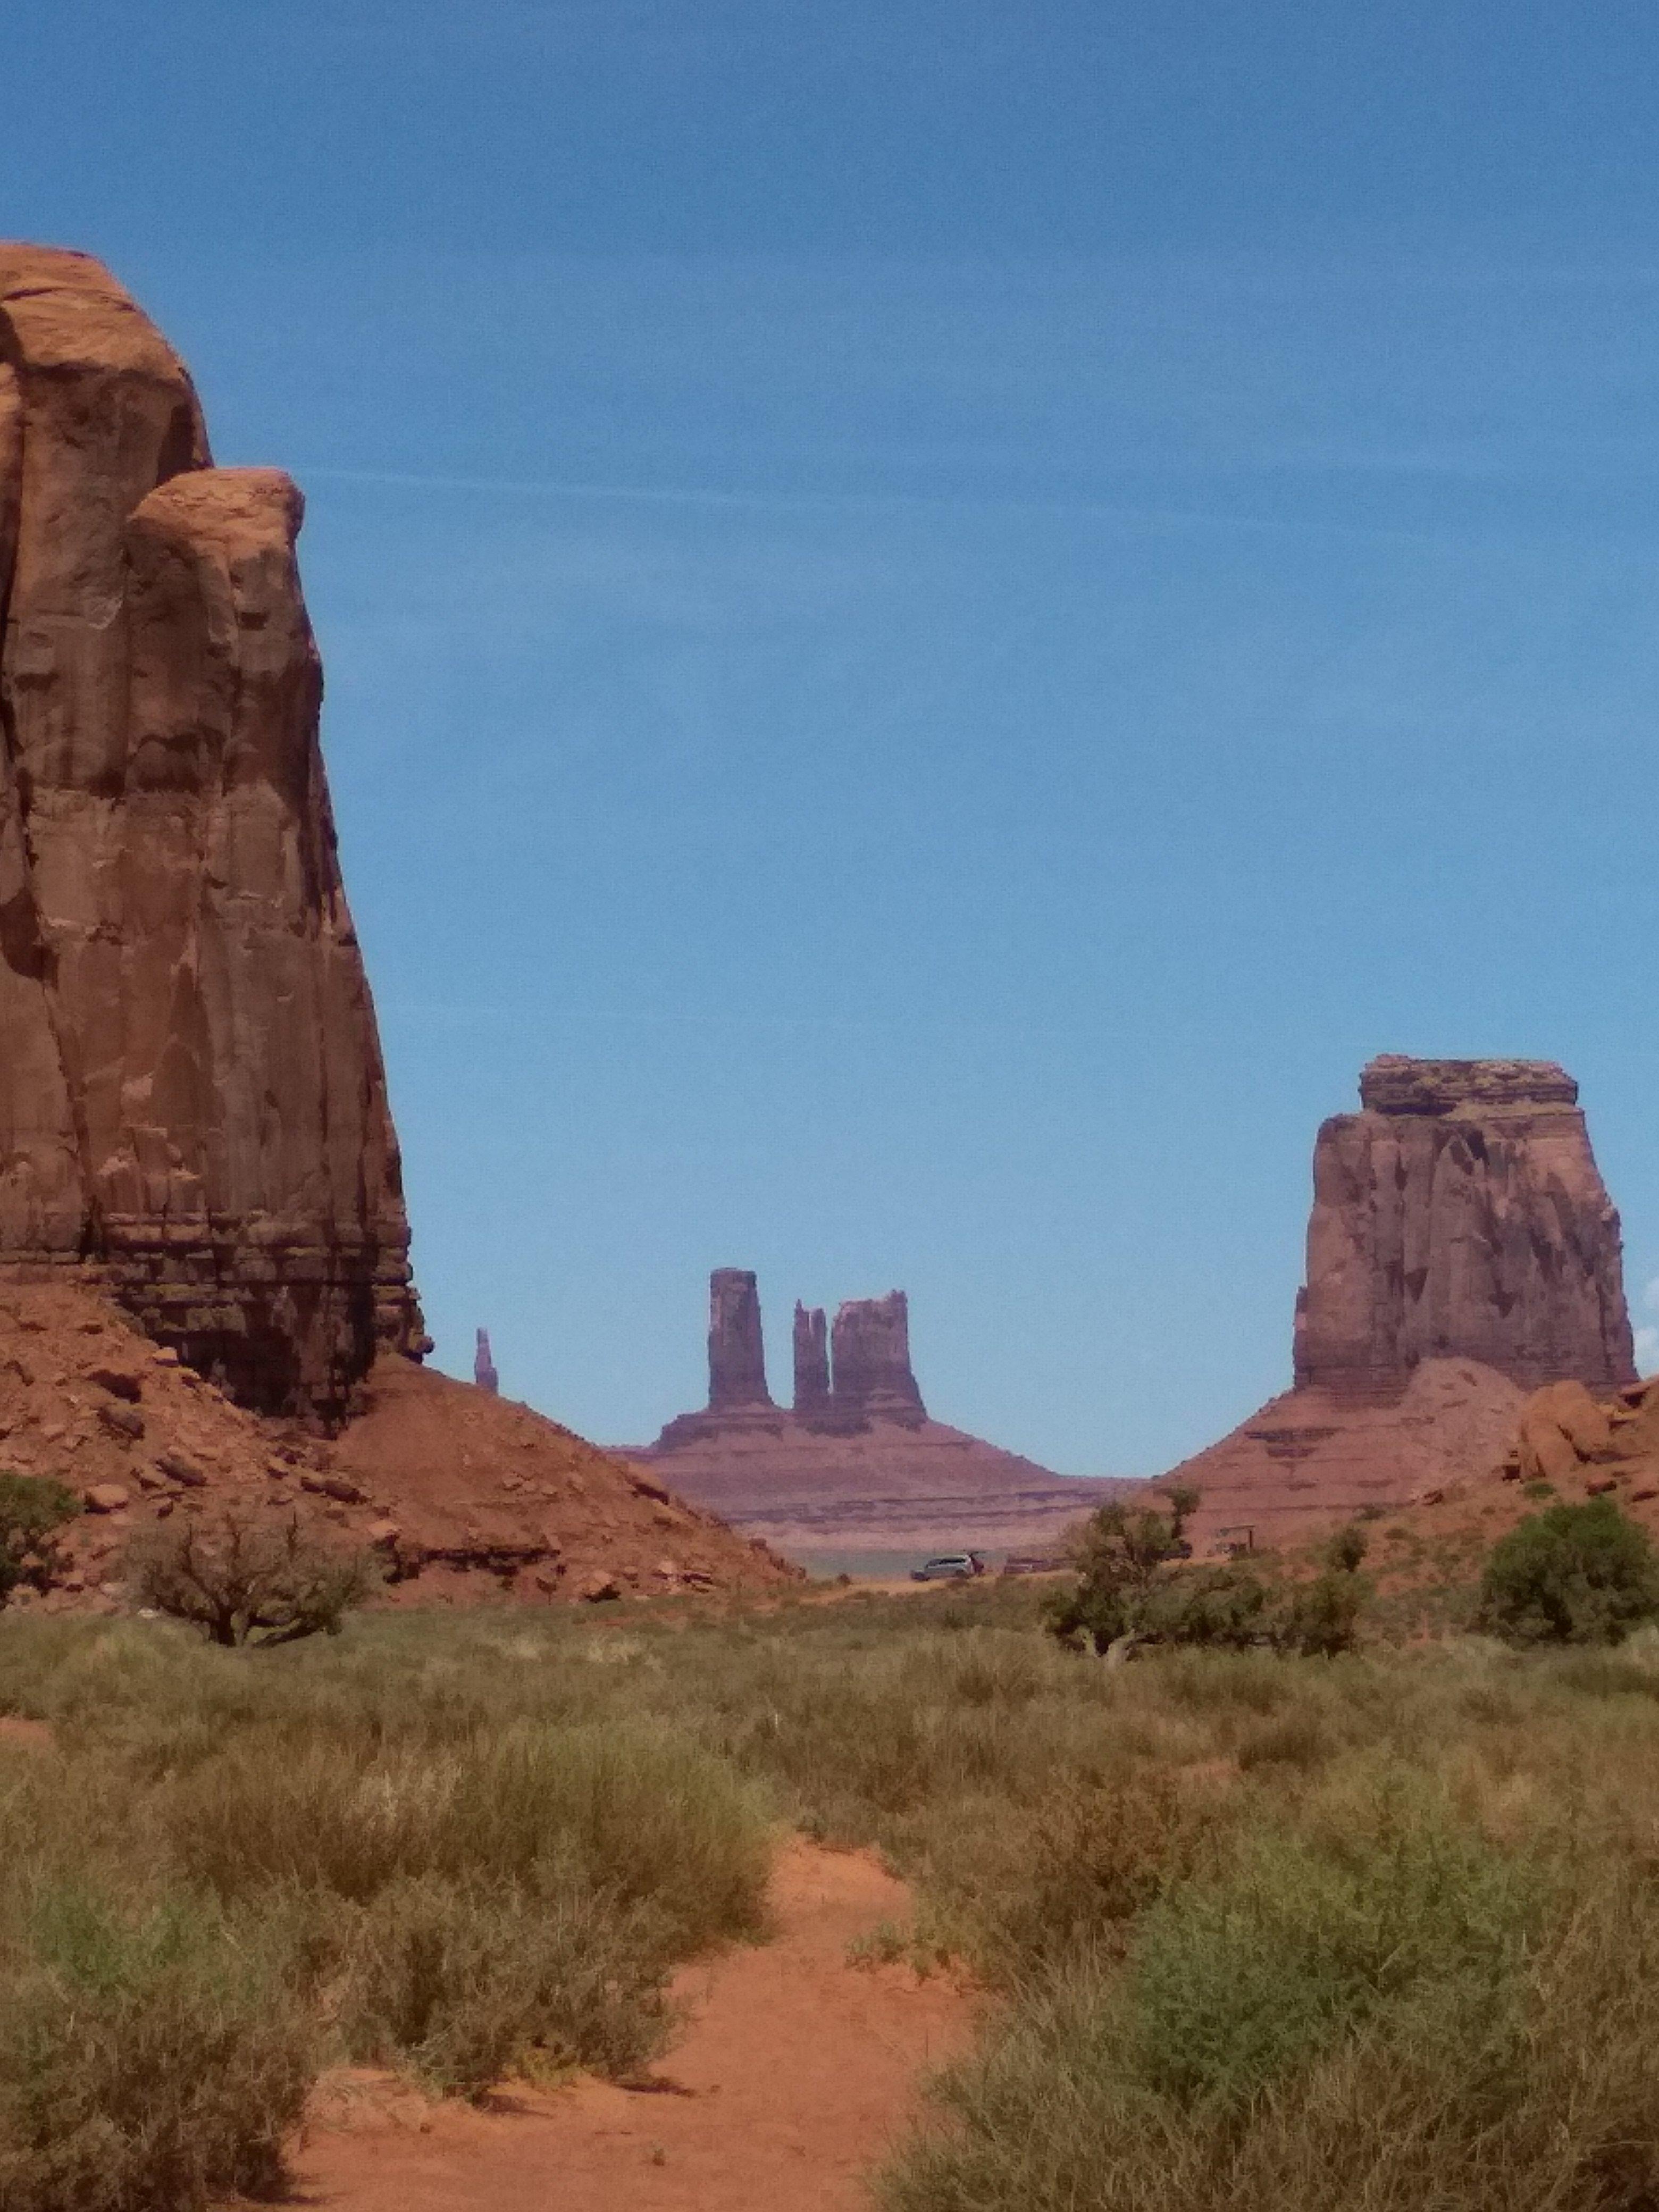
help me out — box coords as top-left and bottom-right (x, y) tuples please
(1294, 1055), (1634, 1400)
(0, 245), (421, 1417)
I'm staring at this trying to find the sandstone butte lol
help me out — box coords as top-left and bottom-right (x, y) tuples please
(0, 245), (796, 1607)
(624, 1269), (1128, 1554)
(1164, 1055), (1640, 1551)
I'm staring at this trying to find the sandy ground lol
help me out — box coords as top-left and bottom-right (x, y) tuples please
(295, 1836), (974, 2212)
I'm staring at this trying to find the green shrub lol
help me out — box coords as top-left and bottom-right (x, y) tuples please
(0, 1883), (313, 2211)
(879, 1784), (1553, 2212)
(1476, 1499), (1659, 1647)
(0, 1474), (80, 1607)
(1126, 1791), (1537, 2112)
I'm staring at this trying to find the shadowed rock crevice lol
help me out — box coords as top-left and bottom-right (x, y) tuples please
(792, 1301), (829, 1412)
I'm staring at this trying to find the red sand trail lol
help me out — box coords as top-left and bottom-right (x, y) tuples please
(296, 1837), (974, 2212)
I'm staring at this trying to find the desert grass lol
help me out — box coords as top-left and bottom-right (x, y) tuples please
(9, 1583), (1659, 2206)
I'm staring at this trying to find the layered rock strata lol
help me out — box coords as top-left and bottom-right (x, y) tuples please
(0, 245), (421, 1418)
(1296, 1057), (1633, 1398)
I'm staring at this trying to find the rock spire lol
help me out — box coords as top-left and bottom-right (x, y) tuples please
(830, 1292), (927, 1426)
(0, 244), (422, 1417)
(474, 1329), (499, 1395)
(792, 1301), (830, 1412)
(707, 1267), (772, 1410)
(1294, 1055), (1635, 1399)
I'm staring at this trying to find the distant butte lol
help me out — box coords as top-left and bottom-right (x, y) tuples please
(627, 1270), (1126, 1554)
(1168, 1055), (1637, 1548)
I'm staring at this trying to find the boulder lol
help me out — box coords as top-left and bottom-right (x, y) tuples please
(154, 1449), (206, 1488)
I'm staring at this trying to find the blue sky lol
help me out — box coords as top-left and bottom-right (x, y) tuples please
(6, 3), (1659, 1470)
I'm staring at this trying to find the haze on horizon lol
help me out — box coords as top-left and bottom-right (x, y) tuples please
(4, 1), (1659, 1477)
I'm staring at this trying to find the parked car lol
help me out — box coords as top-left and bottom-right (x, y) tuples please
(910, 1552), (986, 1582)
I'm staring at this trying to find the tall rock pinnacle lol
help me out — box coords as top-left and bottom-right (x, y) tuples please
(1295, 1055), (1635, 1398)
(0, 245), (422, 1417)
(707, 1268), (772, 1410)
(830, 1292), (927, 1426)
(792, 1302), (830, 1412)
(474, 1330), (499, 1395)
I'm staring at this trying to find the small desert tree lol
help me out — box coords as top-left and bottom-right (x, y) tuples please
(1476, 1498), (1659, 1646)
(0, 1472), (81, 1606)
(1044, 1487), (1201, 1656)
(1046, 1497), (1369, 1660)
(1272, 1522), (1372, 1657)
(129, 1509), (375, 1647)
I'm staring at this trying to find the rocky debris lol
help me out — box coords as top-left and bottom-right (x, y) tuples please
(1296, 1056), (1634, 1400)
(1499, 1374), (1659, 1495)
(155, 1449), (207, 1488)
(1163, 1359), (1527, 1552)
(0, 245), (422, 1420)
(0, 1279), (799, 1615)
(792, 1303), (830, 1412)
(708, 1268), (773, 1410)
(827, 1292), (927, 1427)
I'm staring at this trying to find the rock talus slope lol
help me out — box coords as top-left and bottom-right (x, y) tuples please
(0, 246), (420, 1417)
(1, 1279), (798, 1612)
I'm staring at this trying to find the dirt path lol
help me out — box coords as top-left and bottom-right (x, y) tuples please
(296, 1837), (974, 2212)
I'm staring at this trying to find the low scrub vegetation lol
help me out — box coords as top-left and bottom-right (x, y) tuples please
(6, 1524), (1659, 2208)
(1045, 1490), (1371, 1658)
(0, 1474), (80, 1608)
